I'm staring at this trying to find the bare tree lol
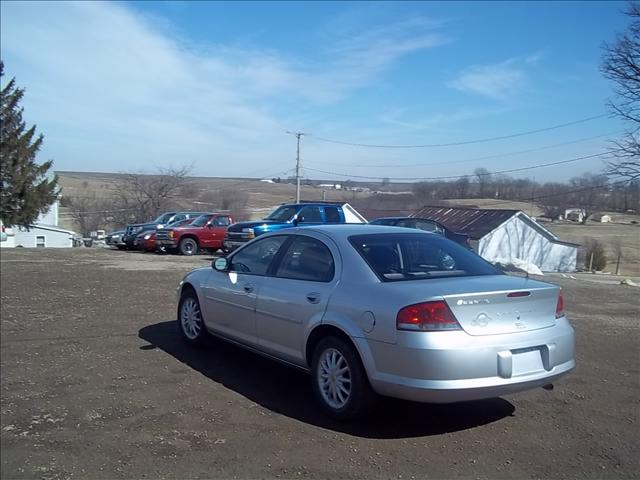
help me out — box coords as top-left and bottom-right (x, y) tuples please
(474, 168), (492, 198)
(109, 165), (192, 223)
(568, 173), (609, 224)
(602, 3), (640, 180)
(66, 196), (104, 235)
(198, 188), (249, 221)
(454, 177), (470, 198)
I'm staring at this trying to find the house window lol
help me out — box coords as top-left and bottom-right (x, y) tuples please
(36, 236), (46, 248)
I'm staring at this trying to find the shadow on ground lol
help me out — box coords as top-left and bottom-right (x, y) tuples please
(139, 320), (515, 439)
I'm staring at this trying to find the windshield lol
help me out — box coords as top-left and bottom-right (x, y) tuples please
(349, 233), (500, 282)
(265, 206), (298, 222)
(190, 214), (211, 227)
(153, 212), (174, 224)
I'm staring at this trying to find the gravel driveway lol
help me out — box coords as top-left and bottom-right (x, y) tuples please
(1, 248), (638, 479)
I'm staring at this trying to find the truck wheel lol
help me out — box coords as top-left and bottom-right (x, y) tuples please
(179, 237), (199, 256)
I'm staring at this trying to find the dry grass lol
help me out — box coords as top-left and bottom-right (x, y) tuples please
(546, 221), (640, 276)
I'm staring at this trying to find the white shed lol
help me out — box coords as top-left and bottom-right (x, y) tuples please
(413, 206), (579, 273)
(4, 197), (77, 248)
(13, 224), (75, 248)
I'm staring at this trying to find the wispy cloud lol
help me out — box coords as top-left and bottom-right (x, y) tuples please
(448, 55), (541, 100)
(379, 106), (508, 132)
(0, 2), (448, 174)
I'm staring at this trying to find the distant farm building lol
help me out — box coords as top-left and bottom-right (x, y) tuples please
(412, 206), (579, 272)
(592, 213), (612, 223)
(565, 208), (586, 223)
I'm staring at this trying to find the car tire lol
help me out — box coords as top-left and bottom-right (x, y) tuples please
(179, 237), (199, 256)
(177, 289), (208, 345)
(311, 336), (377, 420)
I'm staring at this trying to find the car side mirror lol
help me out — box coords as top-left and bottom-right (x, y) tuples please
(213, 257), (228, 271)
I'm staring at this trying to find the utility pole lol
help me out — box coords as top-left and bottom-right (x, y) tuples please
(286, 131), (305, 203)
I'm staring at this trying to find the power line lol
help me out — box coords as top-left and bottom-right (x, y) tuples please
(303, 150), (620, 181)
(306, 130), (624, 169)
(310, 113), (609, 149)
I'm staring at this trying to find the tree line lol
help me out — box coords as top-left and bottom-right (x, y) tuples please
(411, 170), (640, 222)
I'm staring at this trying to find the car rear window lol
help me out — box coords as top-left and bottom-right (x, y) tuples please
(349, 233), (500, 281)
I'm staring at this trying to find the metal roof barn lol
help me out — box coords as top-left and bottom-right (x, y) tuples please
(412, 206), (579, 273)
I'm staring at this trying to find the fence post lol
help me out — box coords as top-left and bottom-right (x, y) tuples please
(589, 252), (594, 272)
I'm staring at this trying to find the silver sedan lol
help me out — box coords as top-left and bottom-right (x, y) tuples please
(176, 225), (575, 419)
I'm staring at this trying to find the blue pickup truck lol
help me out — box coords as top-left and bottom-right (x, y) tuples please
(223, 202), (367, 252)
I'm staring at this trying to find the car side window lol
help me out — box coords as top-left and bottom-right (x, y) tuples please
(324, 206), (341, 223)
(297, 206), (322, 223)
(276, 236), (335, 282)
(415, 220), (440, 233)
(396, 219), (416, 228)
(212, 216), (230, 226)
(230, 236), (287, 275)
(172, 214), (186, 223)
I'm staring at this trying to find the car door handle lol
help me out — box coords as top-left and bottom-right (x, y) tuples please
(243, 284), (254, 293)
(306, 293), (321, 304)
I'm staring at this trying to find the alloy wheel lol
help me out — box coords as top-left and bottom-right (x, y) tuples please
(317, 348), (352, 409)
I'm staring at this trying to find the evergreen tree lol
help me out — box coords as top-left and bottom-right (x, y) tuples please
(1, 61), (59, 228)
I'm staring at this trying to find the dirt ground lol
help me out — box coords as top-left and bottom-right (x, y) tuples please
(1, 248), (639, 479)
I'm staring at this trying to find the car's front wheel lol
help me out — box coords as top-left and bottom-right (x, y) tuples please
(311, 336), (376, 420)
(179, 237), (199, 256)
(178, 290), (208, 345)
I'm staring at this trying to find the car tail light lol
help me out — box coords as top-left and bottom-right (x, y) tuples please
(397, 301), (461, 331)
(555, 290), (565, 318)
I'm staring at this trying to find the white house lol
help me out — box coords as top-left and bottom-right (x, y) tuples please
(413, 206), (579, 272)
(7, 197), (77, 248)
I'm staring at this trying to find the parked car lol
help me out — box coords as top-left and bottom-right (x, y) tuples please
(122, 211), (208, 248)
(157, 213), (233, 255)
(133, 229), (157, 252)
(105, 230), (126, 249)
(176, 225), (575, 419)
(369, 217), (470, 247)
(1, 220), (15, 245)
(223, 202), (366, 252)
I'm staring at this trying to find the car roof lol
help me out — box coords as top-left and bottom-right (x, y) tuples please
(280, 202), (343, 207)
(291, 224), (428, 240)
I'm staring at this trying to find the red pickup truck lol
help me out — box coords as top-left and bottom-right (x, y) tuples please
(156, 213), (233, 255)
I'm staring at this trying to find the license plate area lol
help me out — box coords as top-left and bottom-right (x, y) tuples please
(511, 346), (544, 376)
(497, 346), (550, 378)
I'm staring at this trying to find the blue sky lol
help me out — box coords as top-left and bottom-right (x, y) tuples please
(0, 1), (631, 182)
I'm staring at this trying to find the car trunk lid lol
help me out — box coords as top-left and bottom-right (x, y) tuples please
(440, 276), (559, 335)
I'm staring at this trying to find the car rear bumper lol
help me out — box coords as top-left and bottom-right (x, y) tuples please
(357, 317), (575, 403)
